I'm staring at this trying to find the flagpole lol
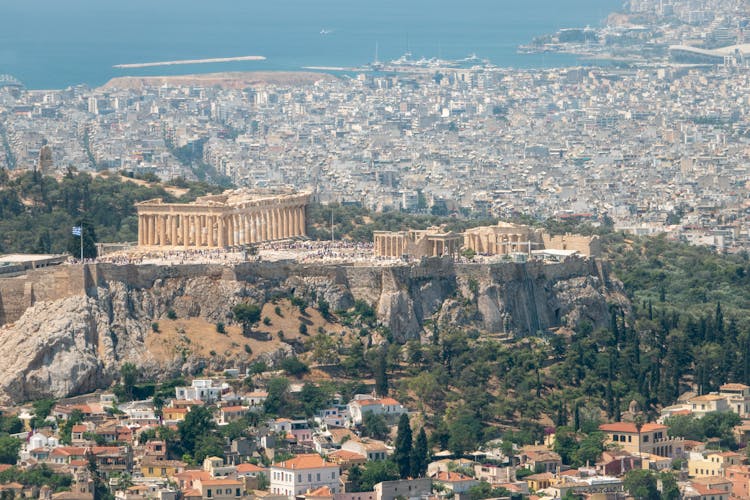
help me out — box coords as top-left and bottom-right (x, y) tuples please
(80, 222), (83, 262)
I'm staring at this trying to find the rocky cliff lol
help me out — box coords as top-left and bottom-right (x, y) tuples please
(0, 257), (627, 403)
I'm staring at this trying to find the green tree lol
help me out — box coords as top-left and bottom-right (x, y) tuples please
(394, 414), (413, 478)
(193, 434), (226, 464)
(374, 346), (389, 396)
(659, 472), (680, 500)
(0, 436), (20, 464)
(264, 377), (291, 415)
(572, 432), (605, 466)
(59, 409), (84, 445)
(410, 427), (429, 478)
(178, 406), (216, 458)
(67, 218), (97, 259)
(280, 357), (310, 378)
(360, 460), (399, 491)
(466, 481), (510, 500)
(120, 362), (138, 401)
(447, 408), (482, 456)
(362, 412), (389, 441)
(232, 303), (262, 336)
(347, 465), (363, 492)
(623, 469), (659, 500)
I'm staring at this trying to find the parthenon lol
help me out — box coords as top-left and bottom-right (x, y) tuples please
(135, 189), (310, 248)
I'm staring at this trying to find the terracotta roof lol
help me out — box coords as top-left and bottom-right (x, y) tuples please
(691, 482), (728, 496)
(690, 394), (726, 402)
(182, 488), (202, 498)
(71, 425), (88, 433)
(670, 409), (692, 416)
(237, 463), (266, 473)
(51, 446), (86, 456)
(599, 422), (666, 433)
(221, 406), (248, 412)
(0, 464), (11, 473)
(306, 486), (334, 498)
(720, 383), (750, 391)
(357, 397), (402, 406)
(525, 472), (554, 480)
(434, 471), (475, 482)
(272, 454), (338, 470)
(175, 470), (211, 481)
(201, 479), (243, 486)
(328, 450), (366, 460)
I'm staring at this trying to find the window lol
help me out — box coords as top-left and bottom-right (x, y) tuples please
(236, 489), (241, 496)
(207, 489), (212, 498)
(317, 473), (321, 481)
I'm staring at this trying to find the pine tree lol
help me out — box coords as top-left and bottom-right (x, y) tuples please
(411, 427), (429, 478)
(394, 413), (412, 478)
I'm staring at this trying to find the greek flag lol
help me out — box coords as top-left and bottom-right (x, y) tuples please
(72, 226), (82, 236)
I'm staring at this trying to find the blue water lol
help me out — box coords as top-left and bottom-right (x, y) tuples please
(0, 0), (622, 89)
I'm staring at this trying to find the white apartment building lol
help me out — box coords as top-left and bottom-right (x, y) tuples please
(270, 454), (340, 497)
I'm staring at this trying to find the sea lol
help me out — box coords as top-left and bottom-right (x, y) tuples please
(0, 0), (623, 90)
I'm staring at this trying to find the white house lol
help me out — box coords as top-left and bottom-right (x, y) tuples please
(347, 395), (407, 426)
(269, 454), (340, 497)
(175, 379), (227, 402)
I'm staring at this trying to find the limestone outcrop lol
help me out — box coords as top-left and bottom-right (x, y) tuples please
(0, 257), (626, 403)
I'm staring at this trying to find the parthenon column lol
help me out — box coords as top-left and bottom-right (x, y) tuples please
(170, 216), (178, 246)
(162, 215), (168, 246)
(218, 216), (226, 247)
(271, 209), (279, 240)
(285, 208), (291, 238)
(148, 215), (155, 245)
(181, 215), (189, 246)
(247, 214), (255, 243)
(205, 216), (212, 247)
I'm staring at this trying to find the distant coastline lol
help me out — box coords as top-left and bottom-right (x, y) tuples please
(99, 71), (336, 90)
(113, 55), (266, 69)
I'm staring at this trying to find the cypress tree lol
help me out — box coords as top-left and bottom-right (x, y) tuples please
(374, 347), (388, 397)
(394, 413), (413, 478)
(411, 427), (429, 478)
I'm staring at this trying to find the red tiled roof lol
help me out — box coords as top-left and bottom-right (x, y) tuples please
(237, 463), (266, 473)
(328, 450), (366, 461)
(434, 471), (474, 482)
(221, 406), (248, 412)
(599, 422), (666, 433)
(201, 479), (243, 486)
(306, 486), (334, 498)
(272, 454), (338, 470)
